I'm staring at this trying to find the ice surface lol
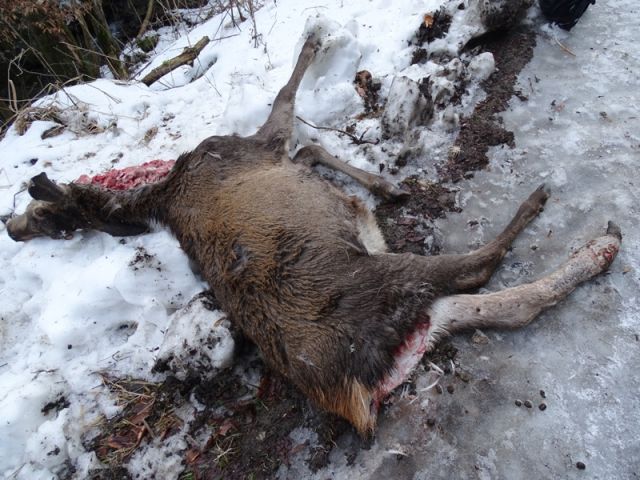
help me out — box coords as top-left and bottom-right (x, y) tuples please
(0, 0), (638, 478)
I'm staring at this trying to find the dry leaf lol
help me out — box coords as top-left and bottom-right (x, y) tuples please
(218, 419), (235, 436)
(424, 14), (434, 28)
(186, 448), (201, 464)
(41, 125), (65, 139)
(143, 126), (158, 144)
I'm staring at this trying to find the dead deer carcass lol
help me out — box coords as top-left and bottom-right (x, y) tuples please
(6, 35), (621, 436)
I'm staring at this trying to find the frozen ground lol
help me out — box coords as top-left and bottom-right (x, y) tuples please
(0, 0), (638, 478)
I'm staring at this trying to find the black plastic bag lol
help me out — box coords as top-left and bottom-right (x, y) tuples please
(540, 0), (596, 30)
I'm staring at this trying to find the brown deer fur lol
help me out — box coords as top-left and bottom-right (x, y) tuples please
(6, 35), (622, 436)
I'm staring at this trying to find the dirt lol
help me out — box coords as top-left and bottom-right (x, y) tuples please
(128, 246), (162, 272)
(442, 26), (536, 182)
(82, 23), (537, 480)
(375, 177), (459, 255)
(410, 8), (453, 65)
(84, 349), (355, 480)
(373, 26), (536, 263)
(354, 70), (382, 115)
(414, 9), (453, 49)
(41, 395), (70, 416)
(183, 365), (357, 479)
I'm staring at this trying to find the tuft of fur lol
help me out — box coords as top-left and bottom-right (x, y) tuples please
(312, 378), (377, 436)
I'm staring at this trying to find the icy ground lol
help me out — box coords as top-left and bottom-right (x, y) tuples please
(0, 0), (639, 478)
(282, 2), (640, 479)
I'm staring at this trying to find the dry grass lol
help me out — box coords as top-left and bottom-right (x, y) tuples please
(13, 105), (66, 136)
(92, 373), (183, 467)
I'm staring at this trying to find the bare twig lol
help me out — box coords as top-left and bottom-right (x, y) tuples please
(296, 115), (380, 145)
(247, 0), (260, 48)
(142, 418), (156, 439)
(9, 463), (25, 479)
(541, 31), (577, 57)
(137, 0), (156, 38)
(59, 41), (129, 68)
(230, 0), (246, 27)
(13, 184), (27, 211)
(419, 378), (441, 393)
(7, 80), (18, 113)
(2, 21), (65, 87)
(554, 37), (576, 57)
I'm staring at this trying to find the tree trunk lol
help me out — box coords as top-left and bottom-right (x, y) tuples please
(89, 0), (128, 79)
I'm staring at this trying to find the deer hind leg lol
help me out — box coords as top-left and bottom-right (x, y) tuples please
(426, 222), (622, 340)
(292, 144), (408, 200)
(426, 184), (550, 292)
(254, 37), (319, 146)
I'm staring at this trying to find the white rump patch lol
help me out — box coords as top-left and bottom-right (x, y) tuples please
(356, 210), (388, 254)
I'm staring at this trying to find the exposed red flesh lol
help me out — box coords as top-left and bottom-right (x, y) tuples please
(372, 320), (432, 414)
(75, 160), (175, 190)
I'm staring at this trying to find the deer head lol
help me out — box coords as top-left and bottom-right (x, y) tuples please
(7, 172), (148, 241)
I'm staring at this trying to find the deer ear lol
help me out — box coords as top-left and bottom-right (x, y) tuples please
(28, 172), (67, 202)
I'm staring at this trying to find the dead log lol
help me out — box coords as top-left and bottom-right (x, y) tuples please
(141, 36), (210, 86)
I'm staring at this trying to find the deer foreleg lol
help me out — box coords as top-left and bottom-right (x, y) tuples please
(292, 144), (408, 200)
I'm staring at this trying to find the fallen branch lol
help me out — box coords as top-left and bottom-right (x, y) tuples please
(141, 36), (210, 86)
(296, 115), (379, 145)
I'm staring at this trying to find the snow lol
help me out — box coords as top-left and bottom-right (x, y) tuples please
(1, 0), (639, 478)
(155, 295), (234, 381)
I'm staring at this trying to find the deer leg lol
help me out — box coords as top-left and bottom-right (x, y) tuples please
(254, 37), (319, 145)
(292, 144), (409, 200)
(426, 184), (550, 292)
(426, 222), (622, 340)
